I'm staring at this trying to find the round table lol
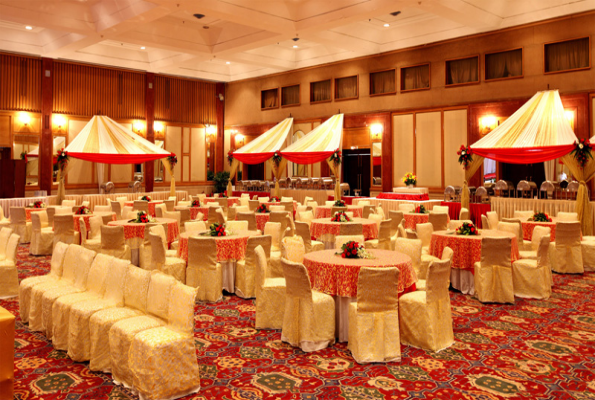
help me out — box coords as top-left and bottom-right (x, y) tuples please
(175, 206), (209, 221)
(521, 221), (556, 241)
(25, 208), (44, 221)
(310, 217), (379, 245)
(108, 218), (179, 249)
(254, 213), (270, 232)
(429, 229), (519, 295)
(203, 197), (240, 208)
(403, 212), (429, 229)
(303, 249), (417, 342)
(315, 205), (363, 219)
(124, 200), (163, 217)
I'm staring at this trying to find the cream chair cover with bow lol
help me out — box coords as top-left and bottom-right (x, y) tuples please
(394, 237), (422, 278)
(270, 205), (285, 212)
(226, 220), (249, 231)
(415, 222), (433, 256)
(109, 271), (178, 389)
(248, 199), (259, 211)
(80, 215), (103, 252)
(88, 265), (150, 372)
(459, 207), (470, 220)
(486, 211), (499, 231)
(389, 210), (404, 249)
(186, 237), (222, 302)
(416, 247), (453, 291)
(298, 210), (315, 227)
(129, 281), (200, 400)
(10, 207), (32, 243)
(254, 244), (286, 329)
(0, 233), (20, 299)
(270, 211), (291, 237)
(519, 226), (551, 260)
(398, 204), (415, 213)
(0, 227), (12, 262)
(397, 220), (407, 240)
(0, 205), (11, 228)
(281, 236), (306, 263)
(367, 213), (383, 229)
(149, 232), (186, 283)
(557, 211), (578, 221)
(581, 236), (595, 272)
(513, 210), (534, 221)
(513, 236), (552, 299)
(432, 205), (449, 214)
(185, 221), (206, 235)
(133, 200), (149, 213)
(399, 259), (454, 352)
(99, 225), (131, 260)
(334, 223), (364, 249)
(237, 211), (258, 231)
(481, 215), (491, 230)
(108, 200), (123, 220)
(121, 206), (133, 220)
(19, 242), (68, 323)
(149, 224), (177, 258)
(281, 258), (335, 352)
(474, 236), (514, 304)
(361, 205), (375, 219)
(177, 200), (191, 208)
(235, 235), (272, 299)
(164, 199), (175, 211)
(348, 267), (401, 363)
(428, 212), (448, 231)
(51, 253), (113, 350)
(264, 222), (282, 252)
(549, 221), (583, 274)
(498, 220), (525, 249)
(30, 211), (54, 255)
(364, 219), (391, 250)
(67, 257), (130, 362)
(295, 221), (324, 253)
(154, 203), (167, 218)
(138, 222), (163, 269)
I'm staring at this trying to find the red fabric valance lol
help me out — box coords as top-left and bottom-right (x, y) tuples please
(67, 152), (168, 164)
(233, 152), (275, 165)
(281, 151), (333, 165)
(471, 145), (574, 164)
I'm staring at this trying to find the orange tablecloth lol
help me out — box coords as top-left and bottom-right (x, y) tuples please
(73, 212), (117, 233)
(203, 197), (240, 207)
(303, 249), (417, 297)
(124, 200), (163, 217)
(177, 230), (258, 262)
(310, 218), (379, 241)
(108, 218), (179, 248)
(315, 205), (363, 219)
(0, 306), (14, 399)
(25, 208), (44, 221)
(403, 212), (429, 229)
(254, 213), (270, 232)
(521, 221), (557, 241)
(429, 230), (519, 271)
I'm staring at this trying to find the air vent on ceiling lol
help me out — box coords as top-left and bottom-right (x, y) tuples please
(193, 13), (205, 19)
(390, 11), (401, 16)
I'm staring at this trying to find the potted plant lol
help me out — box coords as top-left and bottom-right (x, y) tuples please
(213, 171), (230, 194)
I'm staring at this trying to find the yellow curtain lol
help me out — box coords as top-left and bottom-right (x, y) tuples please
(227, 158), (240, 196)
(55, 161), (73, 205)
(327, 159), (341, 201)
(162, 158), (175, 198)
(461, 156), (484, 210)
(562, 154), (595, 236)
(268, 158), (288, 198)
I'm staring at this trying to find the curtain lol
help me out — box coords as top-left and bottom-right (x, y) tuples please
(402, 64), (430, 91)
(336, 76), (357, 99)
(447, 57), (478, 85)
(97, 163), (105, 193)
(268, 158), (288, 197)
(311, 80), (331, 102)
(227, 158), (240, 196)
(162, 158), (176, 198)
(326, 159), (342, 200)
(370, 70), (395, 95)
(486, 49), (522, 79)
(461, 156), (484, 210)
(546, 38), (589, 72)
(544, 159), (556, 182)
(562, 154), (595, 235)
(261, 89), (278, 108)
(282, 85), (300, 106)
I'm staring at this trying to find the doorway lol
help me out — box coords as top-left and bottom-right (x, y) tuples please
(343, 149), (371, 197)
(247, 163), (265, 180)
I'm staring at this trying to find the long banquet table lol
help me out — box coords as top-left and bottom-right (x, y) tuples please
(47, 190), (189, 211)
(272, 189), (331, 205)
(353, 198), (442, 212)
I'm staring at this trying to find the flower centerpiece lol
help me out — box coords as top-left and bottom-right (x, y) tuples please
(208, 223), (227, 237)
(167, 153), (178, 168)
(29, 201), (46, 209)
(131, 210), (155, 224)
(530, 212), (552, 222)
(402, 172), (417, 187)
(191, 199), (201, 207)
(414, 205), (426, 214)
(269, 196), (280, 203)
(75, 205), (91, 215)
(457, 145), (473, 169)
(570, 138), (593, 167)
(329, 149), (342, 166)
(331, 211), (351, 222)
(227, 151), (234, 166)
(256, 204), (269, 213)
(334, 200), (346, 207)
(20, 151), (28, 163)
(272, 151), (282, 165)
(336, 241), (373, 259)
(56, 148), (69, 171)
(456, 222), (478, 236)
(140, 195), (152, 202)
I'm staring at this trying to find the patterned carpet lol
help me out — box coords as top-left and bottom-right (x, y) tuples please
(3, 244), (595, 400)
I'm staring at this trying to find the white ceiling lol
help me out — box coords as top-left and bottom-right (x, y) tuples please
(0, 0), (593, 82)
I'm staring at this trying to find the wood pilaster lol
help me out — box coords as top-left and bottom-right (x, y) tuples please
(144, 73), (155, 192)
(216, 82), (225, 173)
(40, 58), (53, 194)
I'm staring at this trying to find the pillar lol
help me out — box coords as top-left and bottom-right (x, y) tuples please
(39, 58), (53, 194)
(144, 73), (155, 192)
(215, 82), (225, 173)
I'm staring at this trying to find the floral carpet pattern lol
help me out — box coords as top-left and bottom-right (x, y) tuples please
(3, 244), (595, 400)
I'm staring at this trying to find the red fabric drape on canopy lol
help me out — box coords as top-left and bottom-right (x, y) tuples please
(233, 152), (275, 165)
(281, 151), (334, 165)
(65, 153), (168, 164)
(471, 145), (575, 164)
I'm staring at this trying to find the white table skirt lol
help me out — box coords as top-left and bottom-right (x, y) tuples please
(353, 198), (442, 212)
(336, 296), (356, 342)
(222, 260), (236, 294)
(0, 196), (48, 218)
(450, 269), (475, 295)
(392, 187), (429, 194)
(46, 191), (188, 211)
(273, 189), (330, 206)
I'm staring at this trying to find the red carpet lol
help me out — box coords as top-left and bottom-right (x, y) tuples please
(3, 245), (595, 399)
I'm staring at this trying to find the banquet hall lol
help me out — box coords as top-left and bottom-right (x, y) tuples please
(0, 1), (594, 399)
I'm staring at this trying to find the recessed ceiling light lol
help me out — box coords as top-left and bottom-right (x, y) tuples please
(293, 45), (298, 48)
(383, 23), (390, 27)
(141, 46), (146, 50)
(25, 26), (33, 30)
(193, 13), (205, 19)
(226, 61), (230, 65)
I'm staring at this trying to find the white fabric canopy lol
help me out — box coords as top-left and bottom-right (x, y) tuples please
(281, 114), (344, 164)
(232, 118), (293, 164)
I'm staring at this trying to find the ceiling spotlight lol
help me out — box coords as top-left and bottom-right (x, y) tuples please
(193, 13), (205, 19)
(25, 26), (33, 30)
(141, 46), (146, 50)
(390, 11), (401, 16)
(383, 23), (390, 27)
(293, 45), (298, 48)
(226, 61), (230, 65)
(292, 37), (299, 42)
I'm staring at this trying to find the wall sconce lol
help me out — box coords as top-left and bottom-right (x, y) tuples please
(564, 110), (575, 131)
(19, 112), (31, 127)
(235, 134), (245, 147)
(133, 120), (145, 134)
(370, 123), (383, 141)
(53, 114), (66, 132)
(206, 124), (217, 143)
(480, 115), (498, 135)
(153, 121), (164, 134)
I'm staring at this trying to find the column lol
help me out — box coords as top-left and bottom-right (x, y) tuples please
(39, 58), (53, 194)
(215, 82), (225, 173)
(144, 73), (155, 192)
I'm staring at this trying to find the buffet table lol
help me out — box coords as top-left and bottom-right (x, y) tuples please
(47, 190), (189, 211)
(274, 189), (330, 205)
(0, 196), (47, 218)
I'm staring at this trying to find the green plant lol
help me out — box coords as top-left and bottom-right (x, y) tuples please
(207, 170), (214, 181)
(237, 170), (242, 181)
(213, 171), (230, 193)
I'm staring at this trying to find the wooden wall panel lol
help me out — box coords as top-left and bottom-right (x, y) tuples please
(415, 112), (442, 188)
(392, 114), (414, 187)
(443, 109), (467, 187)
(190, 127), (206, 182)
(165, 126), (182, 182)
(53, 62), (145, 119)
(0, 115), (10, 147)
(0, 54), (42, 112)
(155, 76), (217, 125)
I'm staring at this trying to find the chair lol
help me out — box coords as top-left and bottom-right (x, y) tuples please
(513, 236), (552, 299)
(116, 196), (128, 211)
(270, 211), (291, 237)
(394, 237), (422, 277)
(148, 232), (186, 283)
(298, 210), (315, 227)
(121, 206), (133, 220)
(227, 220), (249, 231)
(481, 215), (490, 230)
(281, 236), (305, 263)
(46, 207), (56, 227)
(185, 221), (206, 235)
(212, 208), (227, 225)
(10, 207), (32, 243)
(216, 197), (229, 214)
(94, 205), (111, 213)
(389, 210), (404, 237)
(459, 207), (470, 220)
(280, 258), (335, 352)
(80, 216), (103, 252)
(519, 226), (551, 259)
(362, 205), (376, 219)
(513, 210), (534, 221)
(0, 233), (21, 299)
(397, 219), (407, 239)
(237, 212), (258, 231)
(364, 219), (391, 250)
(186, 237), (222, 302)
(399, 259), (454, 352)
(306, 201), (318, 215)
(557, 212), (578, 221)
(154, 203), (167, 218)
(550, 222), (583, 274)
(163, 199), (175, 211)
(398, 204), (415, 213)
(62, 200), (76, 208)
(81, 201), (90, 208)
(499, 219), (525, 247)
(30, 211), (54, 255)
(133, 200), (149, 213)
(53, 214), (80, 249)
(227, 206), (239, 221)
(486, 211), (499, 232)
(99, 225), (130, 260)
(281, 201), (293, 214)
(348, 267), (401, 363)
(331, 206), (347, 216)
(415, 222), (433, 255)
(149, 224), (177, 258)
(295, 221), (324, 253)
(270, 205), (285, 212)
(368, 213), (383, 229)
(109, 200), (123, 220)
(235, 235), (272, 299)
(248, 199), (259, 211)
(474, 236), (514, 304)
(177, 200), (191, 207)
(0, 205), (11, 228)
(264, 222), (282, 251)
(0, 226), (14, 263)
(138, 222), (163, 269)
(335, 234), (365, 250)
(428, 212), (448, 231)
(128, 281), (200, 400)
(325, 201), (334, 206)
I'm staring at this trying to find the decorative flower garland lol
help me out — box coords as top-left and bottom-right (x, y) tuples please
(570, 138), (593, 167)
(456, 222), (478, 236)
(140, 195), (152, 202)
(29, 201), (45, 209)
(329, 149), (342, 166)
(20, 151), (28, 163)
(75, 205), (91, 215)
(208, 223), (227, 237)
(402, 172), (417, 186)
(337, 240), (373, 259)
(56, 148), (69, 171)
(331, 211), (351, 222)
(167, 153), (178, 168)
(191, 199), (201, 207)
(272, 151), (282, 165)
(457, 145), (473, 169)
(131, 210), (154, 223)
(227, 151), (234, 166)
(415, 205), (426, 214)
(269, 196), (280, 203)
(333, 200), (346, 207)
(256, 204), (269, 213)
(530, 212), (552, 222)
